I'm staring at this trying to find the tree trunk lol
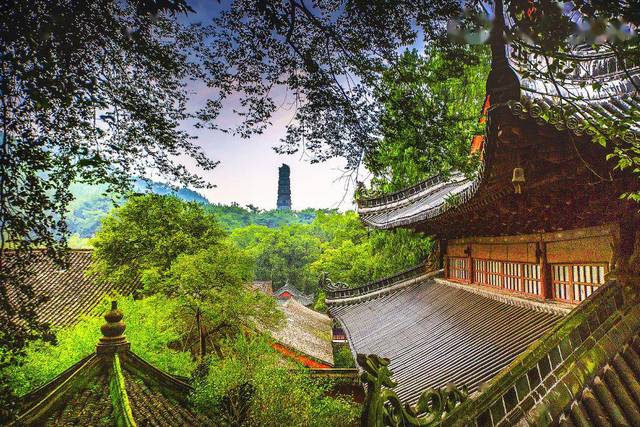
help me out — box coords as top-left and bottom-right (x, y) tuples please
(196, 309), (207, 358)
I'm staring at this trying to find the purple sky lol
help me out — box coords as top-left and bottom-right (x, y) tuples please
(176, 1), (363, 210)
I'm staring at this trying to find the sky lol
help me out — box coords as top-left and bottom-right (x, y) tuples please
(186, 110), (359, 211)
(174, 1), (362, 211)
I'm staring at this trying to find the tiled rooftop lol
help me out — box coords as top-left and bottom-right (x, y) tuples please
(330, 278), (561, 404)
(15, 303), (212, 426)
(6, 250), (138, 326)
(272, 298), (334, 366)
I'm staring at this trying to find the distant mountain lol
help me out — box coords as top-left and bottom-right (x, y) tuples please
(67, 180), (321, 238)
(133, 179), (210, 204)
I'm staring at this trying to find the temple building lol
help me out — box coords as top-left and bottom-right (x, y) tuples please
(276, 163), (292, 210)
(274, 280), (314, 306)
(12, 302), (213, 426)
(328, 14), (640, 427)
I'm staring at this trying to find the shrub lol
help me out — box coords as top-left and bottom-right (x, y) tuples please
(192, 335), (359, 426)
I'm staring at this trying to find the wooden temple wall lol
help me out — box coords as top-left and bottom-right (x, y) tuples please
(444, 224), (615, 305)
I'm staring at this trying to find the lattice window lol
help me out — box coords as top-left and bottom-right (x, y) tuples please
(448, 257), (469, 282)
(474, 259), (488, 285)
(552, 264), (606, 304)
(523, 264), (541, 296)
(552, 265), (570, 301)
(503, 262), (521, 292)
(486, 260), (502, 287)
(572, 265), (606, 302)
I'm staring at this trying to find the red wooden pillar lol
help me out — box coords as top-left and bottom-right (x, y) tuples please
(444, 255), (450, 279)
(539, 241), (552, 300)
(466, 245), (473, 285)
(568, 265), (575, 303)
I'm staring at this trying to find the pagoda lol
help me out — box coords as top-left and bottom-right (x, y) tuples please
(277, 163), (292, 210)
(327, 7), (640, 426)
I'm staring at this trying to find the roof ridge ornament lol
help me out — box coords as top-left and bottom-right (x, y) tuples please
(486, 0), (521, 104)
(357, 353), (469, 426)
(97, 300), (130, 355)
(318, 272), (349, 292)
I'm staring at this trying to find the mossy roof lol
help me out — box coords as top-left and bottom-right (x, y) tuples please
(14, 302), (212, 427)
(271, 298), (334, 366)
(15, 351), (210, 427)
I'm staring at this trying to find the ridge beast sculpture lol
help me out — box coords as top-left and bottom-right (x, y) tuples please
(357, 354), (468, 427)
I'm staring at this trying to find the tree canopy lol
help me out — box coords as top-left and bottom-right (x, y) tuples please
(230, 211), (432, 293)
(147, 244), (283, 358)
(200, 0), (639, 182)
(365, 46), (489, 192)
(1, 1), (215, 402)
(91, 194), (226, 287)
(92, 194), (283, 359)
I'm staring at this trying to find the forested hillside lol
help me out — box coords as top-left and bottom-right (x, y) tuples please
(85, 195), (430, 294)
(66, 181), (319, 238)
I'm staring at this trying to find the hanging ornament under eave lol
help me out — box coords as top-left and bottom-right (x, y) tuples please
(512, 167), (525, 194)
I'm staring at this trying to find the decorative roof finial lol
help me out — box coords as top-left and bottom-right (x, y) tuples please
(97, 300), (130, 355)
(486, 0), (520, 103)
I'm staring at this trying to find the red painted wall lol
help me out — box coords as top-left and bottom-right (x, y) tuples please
(271, 342), (331, 369)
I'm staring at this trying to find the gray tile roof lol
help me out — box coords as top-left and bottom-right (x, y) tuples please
(559, 334), (640, 426)
(6, 250), (138, 326)
(271, 298), (334, 366)
(330, 278), (561, 404)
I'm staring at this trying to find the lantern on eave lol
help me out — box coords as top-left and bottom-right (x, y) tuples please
(512, 167), (525, 194)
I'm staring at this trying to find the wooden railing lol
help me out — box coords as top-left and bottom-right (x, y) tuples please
(357, 174), (446, 209)
(551, 263), (607, 304)
(324, 262), (431, 301)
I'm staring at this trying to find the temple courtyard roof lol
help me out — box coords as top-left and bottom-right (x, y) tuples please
(6, 249), (138, 327)
(329, 276), (562, 404)
(272, 298), (334, 367)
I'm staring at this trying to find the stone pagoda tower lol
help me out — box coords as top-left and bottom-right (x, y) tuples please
(277, 164), (292, 210)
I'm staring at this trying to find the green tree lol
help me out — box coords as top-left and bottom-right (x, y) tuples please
(310, 228), (431, 287)
(146, 245), (283, 359)
(230, 224), (323, 293)
(202, 0), (639, 192)
(1, 1), (216, 413)
(230, 211), (432, 293)
(308, 211), (367, 247)
(307, 211), (431, 287)
(366, 46), (490, 192)
(91, 194), (226, 287)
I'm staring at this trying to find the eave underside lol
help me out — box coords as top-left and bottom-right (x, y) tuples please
(359, 109), (639, 239)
